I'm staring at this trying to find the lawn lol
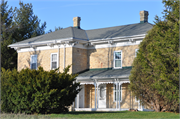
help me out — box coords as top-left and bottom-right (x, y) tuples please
(1, 111), (179, 119)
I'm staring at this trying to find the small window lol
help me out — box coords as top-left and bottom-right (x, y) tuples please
(114, 51), (122, 68)
(51, 53), (57, 69)
(135, 49), (139, 57)
(30, 55), (37, 70)
(114, 84), (122, 101)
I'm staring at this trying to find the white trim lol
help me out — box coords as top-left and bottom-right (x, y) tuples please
(135, 96), (140, 102)
(50, 53), (58, 70)
(135, 49), (139, 57)
(16, 40), (143, 53)
(113, 50), (122, 69)
(30, 55), (37, 70)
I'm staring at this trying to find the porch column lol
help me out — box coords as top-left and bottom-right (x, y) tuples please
(94, 79), (97, 109)
(116, 79), (118, 109)
(97, 83), (99, 108)
(119, 82), (122, 110)
(76, 86), (79, 109)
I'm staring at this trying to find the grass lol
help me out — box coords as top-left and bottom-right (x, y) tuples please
(1, 111), (179, 119)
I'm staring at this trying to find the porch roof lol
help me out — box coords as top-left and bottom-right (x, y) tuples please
(76, 67), (132, 80)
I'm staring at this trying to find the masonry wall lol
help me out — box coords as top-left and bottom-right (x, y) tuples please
(88, 45), (139, 69)
(72, 47), (88, 74)
(18, 47), (73, 73)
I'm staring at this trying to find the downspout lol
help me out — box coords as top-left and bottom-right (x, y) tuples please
(58, 45), (60, 72)
(64, 44), (66, 69)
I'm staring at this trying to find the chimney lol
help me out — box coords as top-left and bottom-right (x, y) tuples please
(139, 10), (149, 23)
(73, 17), (81, 29)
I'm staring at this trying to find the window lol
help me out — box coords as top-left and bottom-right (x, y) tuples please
(135, 49), (139, 57)
(114, 84), (122, 101)
(51, 53), (58, 69)
(135, 96), (139, 102)
(30, 55), (37, 70)
(114, 51), (122, 68)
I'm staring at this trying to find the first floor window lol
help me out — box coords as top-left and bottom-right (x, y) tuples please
(114, 84), (122, 101)
(51, 53), (57, 69)
(30, 55), (37, 69)
(114, 51), (122, 68)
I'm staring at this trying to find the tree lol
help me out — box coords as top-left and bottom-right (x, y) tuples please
(129, 0), (179, 112)
(1, 1), (47, 70)
(1, 0), (17, 70)
(13, 1), (46, 41)
(1, 65), (81, 114)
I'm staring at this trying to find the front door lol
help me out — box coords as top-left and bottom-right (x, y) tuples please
(99, 84), (106, 108)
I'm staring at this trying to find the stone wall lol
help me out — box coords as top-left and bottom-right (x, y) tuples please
(88, 45), (139, 69)
(72, 47), (88, 74)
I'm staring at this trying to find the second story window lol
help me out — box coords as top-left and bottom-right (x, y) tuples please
(51, 53), (57, 69)
(30, 55), (37, 70)
(114, 51), (122, 68)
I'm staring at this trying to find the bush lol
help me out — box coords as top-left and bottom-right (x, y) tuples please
(1, 65), (81, 114)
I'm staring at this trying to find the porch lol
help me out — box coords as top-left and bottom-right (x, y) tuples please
(73, 67), (144, 111)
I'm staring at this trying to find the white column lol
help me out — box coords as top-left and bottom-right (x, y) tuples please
(77, 86), (79, 109)
(119, 82), (121, 110)
(97, 83), (99, 108)
(95, 83), (97, 109)
(116, 80), (118, 109)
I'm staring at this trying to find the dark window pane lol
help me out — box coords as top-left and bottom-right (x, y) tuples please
(31, 63), (36, 69)
(52, 62), (57, 69)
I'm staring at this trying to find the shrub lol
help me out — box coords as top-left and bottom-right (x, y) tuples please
(1, 65), (81, 114)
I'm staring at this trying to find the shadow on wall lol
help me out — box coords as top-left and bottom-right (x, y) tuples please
(24, 48), (43, 69)
(87, 43), (136, 69)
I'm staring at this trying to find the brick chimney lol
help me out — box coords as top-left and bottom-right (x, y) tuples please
(139, 11), (149, 23)
(73, 17), (81, 29)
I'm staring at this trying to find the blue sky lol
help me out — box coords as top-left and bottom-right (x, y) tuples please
(7, 0), (164, 33)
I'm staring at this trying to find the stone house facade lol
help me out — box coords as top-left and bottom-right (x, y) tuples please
(9, 10), (153, 111)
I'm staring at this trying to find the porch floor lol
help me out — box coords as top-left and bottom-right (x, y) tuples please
(75, 108), (129, 111)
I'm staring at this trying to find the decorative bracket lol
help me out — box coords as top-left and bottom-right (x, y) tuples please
(71, 41), (79, 46)
(129, 38), (135, 43)
(108, 40), (114, 45)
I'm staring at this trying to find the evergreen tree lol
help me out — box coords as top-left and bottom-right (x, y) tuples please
(1, 1), (47, 70)
(1, 0), (17, 70)
(129, 0), (179, 112)
(13, 1), (46, 41)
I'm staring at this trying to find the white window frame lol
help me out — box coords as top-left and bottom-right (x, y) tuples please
(135, 96), (140, 102)
(113, 84), (122, 102)
(50, 53), (58, 70)
(113, 50), (122, 69)
(30, 55), (37, 70)
(135, 49), (139, 57)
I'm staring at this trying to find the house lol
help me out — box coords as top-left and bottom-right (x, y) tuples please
(9, 10), (153, 111)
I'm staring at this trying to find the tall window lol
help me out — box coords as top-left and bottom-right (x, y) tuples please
(135, 49), (139, 57)
(114, 51), (122, 68)
(30, 55), (37, 70)
(114, 84), (122, 101)
(51, 53), (57, 69)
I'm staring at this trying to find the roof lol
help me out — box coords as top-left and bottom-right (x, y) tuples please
(86, 23), (153, 40)
(76, 67), (132, 80)
(10, 22), (153, 46)
(11, 27), (88, 45)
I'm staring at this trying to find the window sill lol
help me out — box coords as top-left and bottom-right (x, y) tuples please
(113, 67), (122, 69)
